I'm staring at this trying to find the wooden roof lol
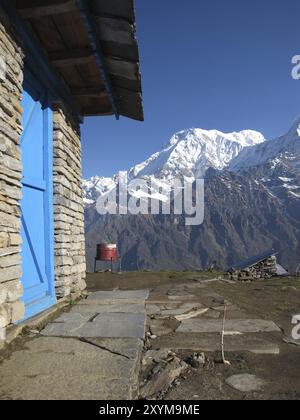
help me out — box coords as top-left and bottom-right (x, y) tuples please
(15, 0), (144, 121)
(228, 249), (278, 272)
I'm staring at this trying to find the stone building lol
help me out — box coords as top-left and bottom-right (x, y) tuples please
(0, 0), (143, 341)
(225, 249), (288, 281)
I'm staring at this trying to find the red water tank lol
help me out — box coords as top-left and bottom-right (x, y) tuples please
(96, 244), (118, 262)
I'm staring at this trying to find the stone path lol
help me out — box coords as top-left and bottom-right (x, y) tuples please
(147, 283), (281, 356)
(176, 318), (280, 334)
(0, 279), (286, 400)
(0, 290), (149, 400)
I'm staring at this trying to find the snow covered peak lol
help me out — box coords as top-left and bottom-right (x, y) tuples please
(130, 128), (265, 180)
(82, 176), (117, 205)
(83, 126), (266, 205)
(169, 128), (264, 148)
(230, 118), (300, 172)
(287, 115), (300, 135)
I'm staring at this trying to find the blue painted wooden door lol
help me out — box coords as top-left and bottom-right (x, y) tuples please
(20, 68), (56, 320)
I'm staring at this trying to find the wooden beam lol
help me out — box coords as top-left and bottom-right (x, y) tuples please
(75, 0), (119, 119)
(71, 87), (107, 99)
(49, 48), (94, 67)
(81, 108), (114, 117)
(17, 0), (76, 19)
(2, 0), (82, 123)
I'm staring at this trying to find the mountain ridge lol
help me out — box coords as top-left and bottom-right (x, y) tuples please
(84, 118), (300, 273)
(83, 127), (266, 204)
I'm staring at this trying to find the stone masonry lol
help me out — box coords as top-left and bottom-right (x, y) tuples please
(0, 11), (25, 340)
(0, 7), (87, 341)
(53, 107), (87, 299)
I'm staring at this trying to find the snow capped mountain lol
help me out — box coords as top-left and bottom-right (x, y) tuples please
(128, 128), (265, 180)
(83, 127), (266, 205)
(84, 118), (300, 273)
(82, 176), (117, 205)
(230, 117), (300, 172)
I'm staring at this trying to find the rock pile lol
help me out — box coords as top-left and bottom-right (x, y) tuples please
(226, 256), (278, 281)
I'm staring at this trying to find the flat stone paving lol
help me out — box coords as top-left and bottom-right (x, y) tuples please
(0, 290), (149, 400)
(151, 333), (280, 355)
(84, 290), (149, 305)
(42, 312), (146, 338)
(176, 318), (281, 334)
(71, 303), (145, 314)
(0, 277), (288, 400)
(147, 283), (282, 357)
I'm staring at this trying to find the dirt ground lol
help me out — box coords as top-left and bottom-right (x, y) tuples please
(1, 271), (300, 401)
(87, 270), (219, 291)
(87, 271), (300, 400)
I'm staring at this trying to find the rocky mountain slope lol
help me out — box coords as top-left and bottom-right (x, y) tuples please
(84, 120), (300, 273)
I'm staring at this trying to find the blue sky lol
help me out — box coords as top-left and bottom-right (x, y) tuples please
(82, 0), (300, 178)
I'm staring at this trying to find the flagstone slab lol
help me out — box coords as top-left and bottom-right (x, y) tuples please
(176, 319), (281, 334)
(160, 304), (204, 317)
(151, 333), (280, 354)
(86, 290), (149, 303)
(226, 374), (265, 393)
(42, 313), (147, 339)
(0, 337), (141, 400)
(53, 312), (95, 323)
(70, 303), (145, 314)
(146, 303), (204, 317)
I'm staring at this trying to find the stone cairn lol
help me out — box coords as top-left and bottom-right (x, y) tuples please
(225, 256), (278, 282)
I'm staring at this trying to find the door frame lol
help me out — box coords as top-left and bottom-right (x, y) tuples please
(20, 67), (56, 321)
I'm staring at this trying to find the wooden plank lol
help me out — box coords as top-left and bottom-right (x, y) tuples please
(75, 61), (104, 86)
(49, 48), (94, 67)
(110, 74), (141, 93)
(106, 57), (139, 81)
(94, 17), (134, 45)
(94, 17), (139, 61)
(90, 0), (135, 23)
(58, 66), (87, 88)
(71, 86), (107, 98)
(29, 17), (65, 52)
(117, 87), (144, 121)
(76, 0), (119, 119)
(52, 9), (89, 49)
(17, 0), (76, 19)
(80, 107), (113, 116)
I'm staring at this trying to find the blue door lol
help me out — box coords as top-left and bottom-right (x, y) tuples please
(20, 68), (56, 320)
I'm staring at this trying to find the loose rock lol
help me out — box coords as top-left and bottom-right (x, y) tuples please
(226, 374), (265, 393)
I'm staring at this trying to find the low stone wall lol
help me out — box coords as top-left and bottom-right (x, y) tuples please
(0, 12), (25, 339)
(53, 107), (87, 298)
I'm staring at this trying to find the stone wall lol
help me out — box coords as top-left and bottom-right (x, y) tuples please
(53, 107), (87, 299)
(0, 12), (25, 340)
(0, 9), (87, 341)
